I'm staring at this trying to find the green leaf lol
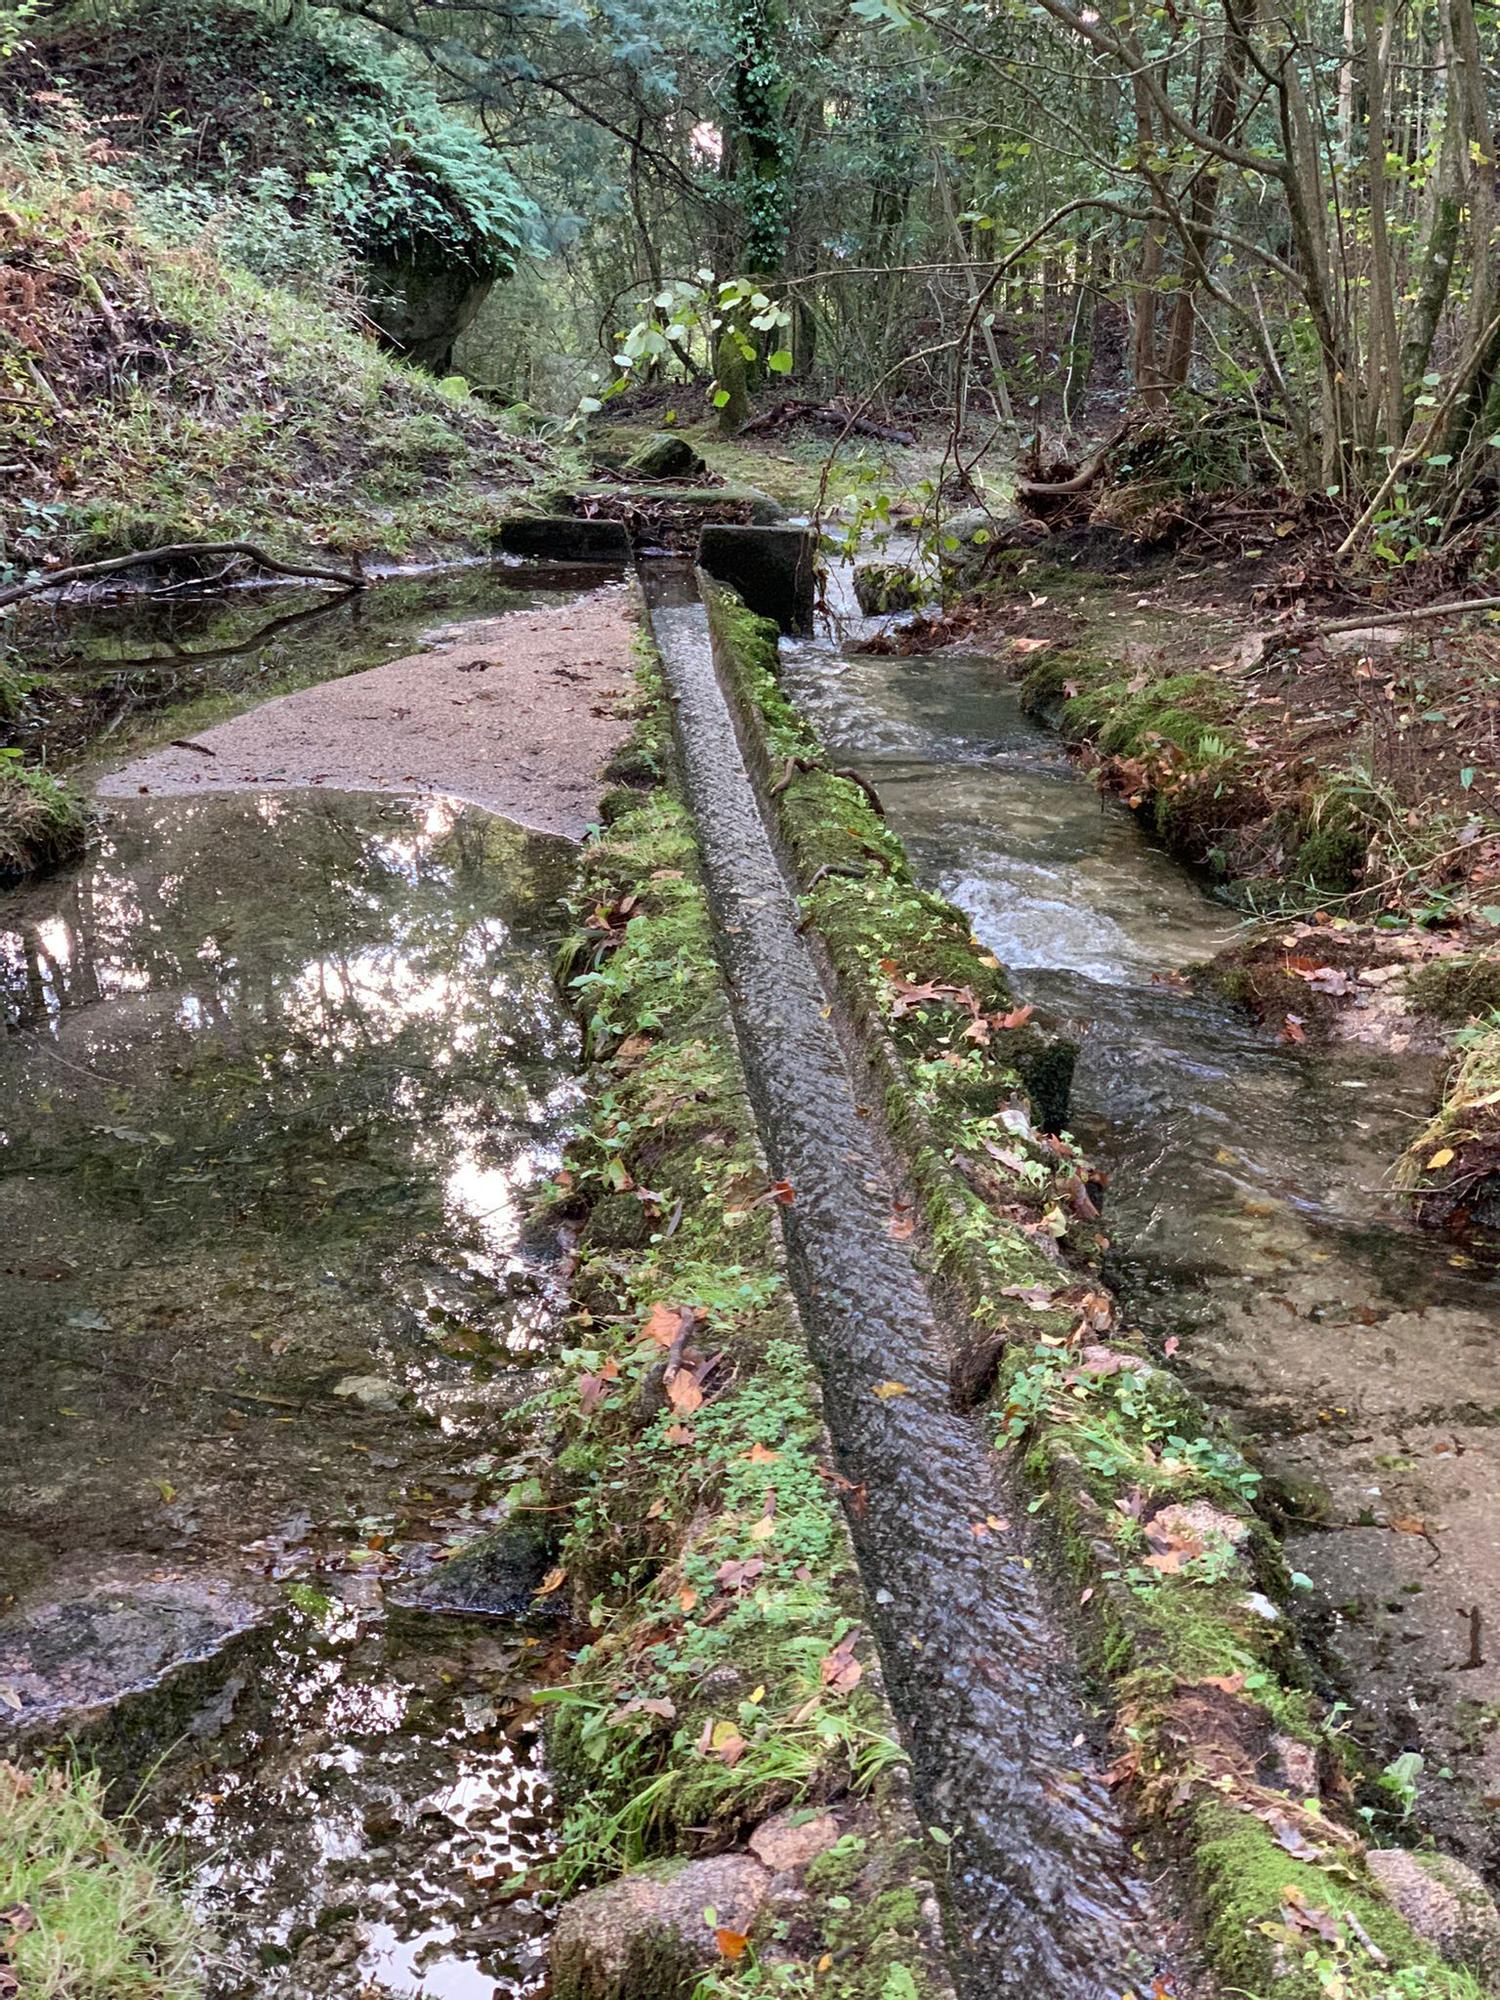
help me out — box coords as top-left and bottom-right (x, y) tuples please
(1461, 767), (1476, 789)
(712, 387), (731, 408)
(767, 348), (793, 374)
(882, 1969), (920, 2000)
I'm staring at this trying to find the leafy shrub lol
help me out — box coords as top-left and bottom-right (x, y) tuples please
(5, 0), (540, 278)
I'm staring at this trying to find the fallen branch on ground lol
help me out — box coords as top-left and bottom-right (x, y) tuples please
(739, 398), (917, 447)
(769, 752), (886, 817)
(1013, 424), (1127, 500)
(1310, 594), (1500, 637)
(0, 541), (367, 610)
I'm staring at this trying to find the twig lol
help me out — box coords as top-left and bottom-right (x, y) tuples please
(832, 766), (886, 818)
(0, 540), (366, 611)
(769, 752), (886, 817)
(1307, 595), (1500, 637)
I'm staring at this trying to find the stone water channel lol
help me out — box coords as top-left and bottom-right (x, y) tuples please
(644, 566), (1171, 1999)
(0, 570), (609, 1999)
(778, 610), (1500, 1875)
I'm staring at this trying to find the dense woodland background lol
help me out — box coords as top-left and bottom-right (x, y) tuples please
(6, 0), (1500, 568)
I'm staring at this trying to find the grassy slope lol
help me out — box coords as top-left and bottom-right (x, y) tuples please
(0, 138), (572, 875)
(0, 145), (565, 571)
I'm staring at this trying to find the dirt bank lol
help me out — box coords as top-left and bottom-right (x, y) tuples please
(98, 585), (635, 839)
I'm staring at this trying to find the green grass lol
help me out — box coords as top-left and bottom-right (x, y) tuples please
(0, 754), (88, 874)
(0, 127), (570, 573)
(0, 1762), (198, 1999)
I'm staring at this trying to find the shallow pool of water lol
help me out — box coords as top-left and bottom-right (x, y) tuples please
(0, 783), (580, 1994)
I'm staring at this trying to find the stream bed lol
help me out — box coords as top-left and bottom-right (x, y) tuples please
(780, 628), (1500, 1873)
(1, 573), (597, 1996)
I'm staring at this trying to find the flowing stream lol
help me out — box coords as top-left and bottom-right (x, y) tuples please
(779, 618), (1500, 1871)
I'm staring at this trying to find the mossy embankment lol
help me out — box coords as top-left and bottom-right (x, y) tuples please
(530, 625), (950, 2000)
(0, 139), (563, 574)
(703, 577), (1499, 2000)
(958, 551), (1500, 1230)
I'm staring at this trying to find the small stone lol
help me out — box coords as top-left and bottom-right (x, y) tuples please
(1367, 1848), (1500, 1984)
(1270, 1733), (1320, 1797)
(1241, 1591), (1280, 1621)
(1151, 1500), (1248, 1548)
(331, 1374), (403, 1410)
(748, 1809), (841, 1874)
(551, 1853), (769, 2000)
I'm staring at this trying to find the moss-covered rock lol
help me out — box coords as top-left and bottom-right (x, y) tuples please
(624, 433), (707, 481)
(551, 1853), (769, 2000)
(1409, 955), (1500, 1024)
(0, 761), (88, 878)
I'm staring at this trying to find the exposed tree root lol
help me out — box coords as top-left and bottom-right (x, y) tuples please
(0, 541), (366, 610)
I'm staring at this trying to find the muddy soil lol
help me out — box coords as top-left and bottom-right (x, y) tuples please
(96, 586), (635, 838)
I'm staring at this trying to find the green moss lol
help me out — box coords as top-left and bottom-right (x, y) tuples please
(0, 759), (88, 877)
(1193, 1804), (1485, 2000)
(1294, 802), (1369, 893)
(1409, 955), (1500, 1024)
(533, 612), (939, 2000)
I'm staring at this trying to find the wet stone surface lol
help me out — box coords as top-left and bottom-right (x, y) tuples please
(0, 785), (579, 1995)
(152, 1601), (561, 2000)
(7, 562), (614, 771)
(780, 631), (1500, 1876)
